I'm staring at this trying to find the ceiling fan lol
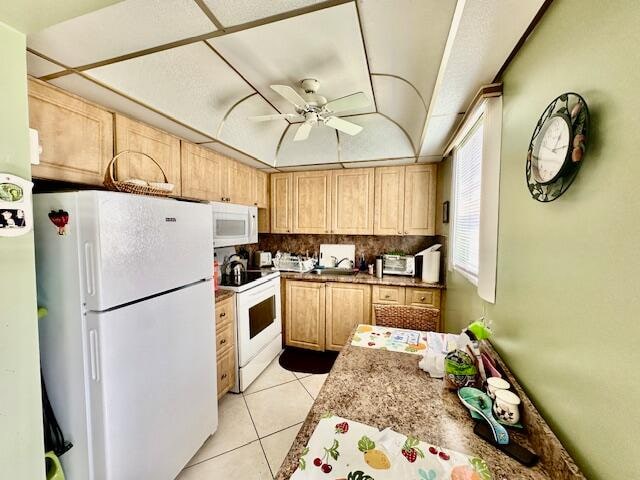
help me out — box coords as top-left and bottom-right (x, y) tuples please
(248, 78), (370, 141)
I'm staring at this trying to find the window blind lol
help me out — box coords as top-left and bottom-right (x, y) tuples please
(452, 119), (483, 283)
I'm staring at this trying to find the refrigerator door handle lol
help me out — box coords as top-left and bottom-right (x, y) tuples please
(85, 242), (96, 296)
(89, 329), (100, 381)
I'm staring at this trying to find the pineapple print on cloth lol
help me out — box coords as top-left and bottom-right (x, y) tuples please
(292, 414), (492, 479)
(351, 324), (428, 355)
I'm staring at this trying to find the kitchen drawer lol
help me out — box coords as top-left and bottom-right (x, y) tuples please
(216, 321), (234, 358)
(371, 285), (405, 305)
(405, 288), (441, 308)
(216, 349), (235, 399)
(216, 297), (234, 328)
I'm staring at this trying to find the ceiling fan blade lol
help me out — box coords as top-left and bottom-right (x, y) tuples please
(248, 113), (300, 122)
(324, 92), (370, 113)
(271, 85), (308, 109)
(325, 116), (363, 136)
(293, 122), (312, 142)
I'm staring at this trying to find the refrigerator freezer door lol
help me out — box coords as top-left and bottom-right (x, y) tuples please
(85, 281), (217, 480)
(79, 191), (213, 311)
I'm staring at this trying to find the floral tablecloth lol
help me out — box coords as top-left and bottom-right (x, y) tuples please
(291, 414), (492, 480)
(351, 324), (428, 355)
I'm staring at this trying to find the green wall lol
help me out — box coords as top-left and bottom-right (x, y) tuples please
(438, 0), (640, 477)
(0, 22), (44, 479)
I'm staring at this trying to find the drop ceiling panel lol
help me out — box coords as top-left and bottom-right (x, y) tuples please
(338, 114), (414, 162)
(419, 113), (463, 156)
(48, 74), (212, 143)
(199, 142), (269, 169)
(85, 42), (254, 138)
(210, 2), (374, 117)
(359, 0), (456, 101)
(202, 0), (326, 26)
(278, 164), (343, 172)
(27, 52), (64, 77)
(431, 0), (545, 116)
(218, 94), (287, 166)
(277, 124), (338, 167)
(342, 157), (416, 169)
(372, 75), (426, 146)
(27, 0), (216, 67)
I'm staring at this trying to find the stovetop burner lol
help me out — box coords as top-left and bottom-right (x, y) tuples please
(220, 269), (278, 290)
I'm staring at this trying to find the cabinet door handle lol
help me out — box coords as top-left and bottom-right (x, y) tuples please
(384, 294), (390, 299)
(221, 373), (227, 380)
(420, 296), (426, 301)
(405, 231), (408, 234)
(220, 338), (227, 345)
(398, 231), (402, 235)
(219, 312), (226, 317)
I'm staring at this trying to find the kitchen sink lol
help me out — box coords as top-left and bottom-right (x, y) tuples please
(312, 268), (358, 276)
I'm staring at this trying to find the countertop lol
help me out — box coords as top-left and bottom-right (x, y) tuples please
(275, 333), (583, 480)
(214, 289), (235, 303)
(277, 270), (445, 289)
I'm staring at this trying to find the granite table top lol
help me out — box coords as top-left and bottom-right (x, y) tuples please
(275, 333), (583, 480)
(277, 270), (445, 289)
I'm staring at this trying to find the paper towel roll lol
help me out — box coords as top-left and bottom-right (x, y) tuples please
(422, 251), (441, 283)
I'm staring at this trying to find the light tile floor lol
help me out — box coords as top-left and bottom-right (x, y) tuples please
(177, 355), (327, 479)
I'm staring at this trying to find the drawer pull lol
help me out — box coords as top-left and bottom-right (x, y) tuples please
(221, 373), (227, 380)
(384, 294), (390, 299)
(220, 338), (227, 345)
(219, 312), (226, 317)
(420, 296), (426, 301)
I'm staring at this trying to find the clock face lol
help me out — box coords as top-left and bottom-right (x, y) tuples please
(531, 115), (570, 183)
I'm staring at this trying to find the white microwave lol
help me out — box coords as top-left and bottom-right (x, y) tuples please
(211, 202), (257, 247)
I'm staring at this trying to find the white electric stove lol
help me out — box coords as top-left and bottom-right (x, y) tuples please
(219, 270), (282, 392)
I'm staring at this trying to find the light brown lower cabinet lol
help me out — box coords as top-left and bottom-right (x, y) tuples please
(285, 281), (326, 351)
(285, 281), (372, 352)
(216, 296), (236, 399)
(325, 283), (371, 351)
(371, 285), (442, 330)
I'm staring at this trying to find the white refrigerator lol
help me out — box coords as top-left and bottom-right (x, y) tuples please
(34, 191), (218, 480)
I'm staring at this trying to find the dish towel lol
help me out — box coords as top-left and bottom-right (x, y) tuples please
(351, 324), (428, 355)
(292, 414), (492, 479)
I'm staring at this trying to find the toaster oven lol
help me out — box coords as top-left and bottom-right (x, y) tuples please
(382, 254), (415, 276)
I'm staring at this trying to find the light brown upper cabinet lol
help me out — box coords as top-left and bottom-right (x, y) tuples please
(28, 78), (113, 186)
(257, 208), (270, 233)
(225, 160), (255, 205)
(403, 164), (437, 235)
(374, 166), (406, 235)
(292, 171), (332, 234)
(325, 283), (371, 351)
(331, 168), (375, 234)
(255, 170), (269, 208)
(271, 173), (293, 233)
(285, 281), (325, 351)
(180, 142), (225, 201)
(114, 114), (182, 196)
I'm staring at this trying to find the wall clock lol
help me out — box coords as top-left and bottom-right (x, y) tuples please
(526, 92), (589, 202)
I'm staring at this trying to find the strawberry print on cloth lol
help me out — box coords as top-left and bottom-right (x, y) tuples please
(351, 324), (428, 355)
(291, 414), (492, 479)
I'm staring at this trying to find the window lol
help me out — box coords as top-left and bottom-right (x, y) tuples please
(452, 119), (484, 284)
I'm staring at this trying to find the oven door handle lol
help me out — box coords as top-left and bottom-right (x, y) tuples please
(243, 281), (277, 299)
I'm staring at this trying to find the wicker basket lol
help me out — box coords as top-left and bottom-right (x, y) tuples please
(373, 304), (441, 332)
(104, 150), (173, 197)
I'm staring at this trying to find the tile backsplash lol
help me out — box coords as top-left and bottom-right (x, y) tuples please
(242, 234), (438, 266)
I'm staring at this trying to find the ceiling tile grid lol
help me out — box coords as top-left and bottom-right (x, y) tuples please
(202, 0), (327, 27)
(84, 42), (256, 138)
(209, 2), (374, 117)
(337, 113), (414, 162)
(26, 51), (64, 78)
(277, 124), (339, 167)
(48, 74), (212, 143)
(217, 94), (288, 166)
(27, 0), (216, 67)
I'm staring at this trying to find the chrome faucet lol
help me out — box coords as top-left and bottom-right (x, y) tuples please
(335, 257), (354, 269)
